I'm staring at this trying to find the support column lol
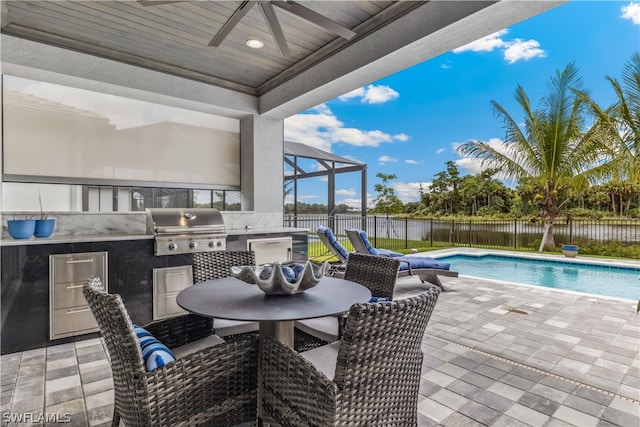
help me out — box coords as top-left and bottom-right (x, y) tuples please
(240, 115), (284, 213)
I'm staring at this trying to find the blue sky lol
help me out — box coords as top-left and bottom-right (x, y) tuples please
(283, 1), (640, 209)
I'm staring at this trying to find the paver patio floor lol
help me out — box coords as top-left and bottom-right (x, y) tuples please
(2, 249), (639, 426)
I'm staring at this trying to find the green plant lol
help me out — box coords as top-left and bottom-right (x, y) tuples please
(39, 191), (47, 220)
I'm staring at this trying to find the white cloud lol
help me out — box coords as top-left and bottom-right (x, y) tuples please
(393, 182), (431, 203)
(622, 2), (640, 24)
(454, 29), (508, 53)
(339, 198), (364, 209)
(284, 103), (408, 151)
(336, 188), (356, 196)
(405, 159), (418, 164)
(503, 39), (546, 64)
(339, 84), (399, 104)
(378, 155), (399, 165)
(453, 29), (545, 64)
(436, 148), (446, 155)
(454, 137), (510, 175)
(285, 193), (320, 204)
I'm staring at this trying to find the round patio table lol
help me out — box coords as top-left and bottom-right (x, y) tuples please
(177, 276), (371, 347)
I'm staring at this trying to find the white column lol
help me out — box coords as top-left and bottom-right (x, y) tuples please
(240, 115), (284, 213)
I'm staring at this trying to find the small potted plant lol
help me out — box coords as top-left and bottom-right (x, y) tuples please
(7, 215), (36, 239)
(34, 192), (56, 238)
(561, 244), (579, 258)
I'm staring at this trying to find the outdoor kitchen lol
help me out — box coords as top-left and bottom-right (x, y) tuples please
(0, 209), (308, 355)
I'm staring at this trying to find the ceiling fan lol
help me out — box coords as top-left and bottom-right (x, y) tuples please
(138, 1), (357, 59)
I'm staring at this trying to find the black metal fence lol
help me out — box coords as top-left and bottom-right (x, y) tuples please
(284, 215), (640, 258)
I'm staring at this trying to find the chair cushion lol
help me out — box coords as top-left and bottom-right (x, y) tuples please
(353, 230), (403, 257)
(355, 229), (379, 255)
(376, 248), (404, 257)
(172, 334), (225, 359)
(295, 317), (339, 342)
(134, 326), (176, 371)
(317, 226), (349, 261)
(214, 319), (259, 337)
(300, 341), (340, 380)
(396, 256), (451, 271)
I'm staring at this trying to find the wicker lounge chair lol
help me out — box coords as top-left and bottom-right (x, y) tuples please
(192, 250), (259, 336)
(345, 228), (458, 291)
(260, 285), (441, 426)
(83, 277), (258, 427)
(295, 253), (401, 343)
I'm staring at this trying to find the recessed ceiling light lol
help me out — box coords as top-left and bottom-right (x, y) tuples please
(246, 39), (264, 49)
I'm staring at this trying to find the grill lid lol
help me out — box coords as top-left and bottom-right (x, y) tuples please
(146, 208), (225, 235)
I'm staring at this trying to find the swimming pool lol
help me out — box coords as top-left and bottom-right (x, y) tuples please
(435, 254), (640, 300)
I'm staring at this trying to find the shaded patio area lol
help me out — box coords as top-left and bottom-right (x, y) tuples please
(2, 251), (638, 426)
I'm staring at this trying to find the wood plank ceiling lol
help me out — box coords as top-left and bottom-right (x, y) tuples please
(1, 1), (423, 96)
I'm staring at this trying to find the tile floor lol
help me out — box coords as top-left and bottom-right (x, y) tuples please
(2, 249), (639, 426)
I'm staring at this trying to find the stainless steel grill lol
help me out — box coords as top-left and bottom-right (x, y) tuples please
(146, 208), (227, 256)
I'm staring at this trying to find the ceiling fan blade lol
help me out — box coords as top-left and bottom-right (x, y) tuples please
(138, 0), (185, 6)
(271, 1), (356, 40)
(209, 1), (258, 47)
(259, 2), (291, 58)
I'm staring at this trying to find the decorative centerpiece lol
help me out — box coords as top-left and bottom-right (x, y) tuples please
(230, 261), (330, 295)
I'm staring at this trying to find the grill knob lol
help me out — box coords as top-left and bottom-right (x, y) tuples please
(189, 241), (198, 249)
(216, 241), (223, 247)
(168, 243), (178, 251)
(208, 241), (216, 248)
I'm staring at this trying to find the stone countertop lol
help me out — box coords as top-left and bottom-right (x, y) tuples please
(0, 233), (154, 246)
(0, 227), (310, 246)
(226, 227), (309, 235)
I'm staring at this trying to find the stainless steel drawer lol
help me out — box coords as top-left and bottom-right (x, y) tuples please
(50, 251), (108, 340)
(153, 265), (193, 320)
(53, 281), (89, 309)
(52, 306), (99, 338)
(247, 237), (292, 264)
(52, 252), (107, 284)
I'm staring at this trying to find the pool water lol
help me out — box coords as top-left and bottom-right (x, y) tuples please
(436, 254), (640, 300)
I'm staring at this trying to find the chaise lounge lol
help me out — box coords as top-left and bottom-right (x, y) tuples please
(316, 226), (458, 291)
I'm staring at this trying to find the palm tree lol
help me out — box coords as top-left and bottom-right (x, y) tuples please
(575, 52), (640, 214)
(457, 63), (605, 251)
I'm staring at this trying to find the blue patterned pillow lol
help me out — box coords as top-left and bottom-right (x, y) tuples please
(369, 296), (389, 302)
(133, 326), (176, 371)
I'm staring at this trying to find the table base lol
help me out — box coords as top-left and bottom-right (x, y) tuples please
(259, 320), (294, 347)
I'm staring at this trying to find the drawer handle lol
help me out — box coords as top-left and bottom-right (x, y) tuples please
(66, 284), (85, 289)
(165, 294), (178, 299)
(164, 271), (187, 277)
(66, 259), (95, 264)
(67, 307), (91, 314)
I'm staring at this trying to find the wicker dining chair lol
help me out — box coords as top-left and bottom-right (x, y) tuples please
(261, 285), (441, 427)
(83, 277), (258, 427)
(294, 253), (401, 345)
(192, 250), (260, 336)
